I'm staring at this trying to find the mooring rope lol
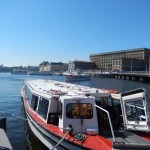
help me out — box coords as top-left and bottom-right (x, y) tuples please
(0, 110), (68, 130)
(49, 129), (70, 150)
(0, 110), (72, 149)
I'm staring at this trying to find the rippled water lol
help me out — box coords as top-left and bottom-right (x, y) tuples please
(0, 73), (150, 150)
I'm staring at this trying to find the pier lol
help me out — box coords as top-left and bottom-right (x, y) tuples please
(0, 117), (13, 150)
(114, 71), (150, 82)
(0, 128), (13, 150)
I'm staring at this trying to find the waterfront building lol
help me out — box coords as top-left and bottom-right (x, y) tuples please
(90, 48), (150, 72)
(39, 61), (68, 72)
(26, 66), (39, 71)
(68, 60), (97, 71)
(49, 62), (68, 72)
(39, 61), (50, 71)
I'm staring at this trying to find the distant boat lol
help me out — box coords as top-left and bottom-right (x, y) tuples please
(11, 69), (27, 75)
(65, 74), (91, 82)
(28, 71), (53, 76)
(62, 71), (71, 76)
(93, 72), (115, 78)
(53, 72), (63, 76)
(63, 70), (81, 76)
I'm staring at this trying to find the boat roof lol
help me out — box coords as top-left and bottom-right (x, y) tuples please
(25, 79), (111, 99)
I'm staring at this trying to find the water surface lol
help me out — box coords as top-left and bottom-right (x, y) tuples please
(0, 73), (150, 150)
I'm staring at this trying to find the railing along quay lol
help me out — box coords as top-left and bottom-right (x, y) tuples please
(114, 71), (150, 82)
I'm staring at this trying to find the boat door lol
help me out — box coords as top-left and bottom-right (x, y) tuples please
(121, 88), (150, 132)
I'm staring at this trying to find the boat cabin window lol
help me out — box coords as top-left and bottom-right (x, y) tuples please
(66, 103), (93, 119)
(30, 95), (39, 111)
(125, 100), (146, 121)
(37, 98), (49, 120)
(25, 85), (32, 105)
(96, 97), (121, 108)
(96, 97), (113, 107)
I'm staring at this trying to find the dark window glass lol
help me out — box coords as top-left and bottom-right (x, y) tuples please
(38, 98), (49, 120)
(31, 95), (39, 111)
(66, 103), (93, 119)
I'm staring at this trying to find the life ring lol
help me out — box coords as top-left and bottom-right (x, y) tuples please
(103, 89), (118, 94)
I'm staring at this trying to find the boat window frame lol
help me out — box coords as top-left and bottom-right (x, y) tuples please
(24, 84), (32, 105)
(30, 94), (39, 111)
(125, 100), (146, 122)
(37, 97), (49, 120)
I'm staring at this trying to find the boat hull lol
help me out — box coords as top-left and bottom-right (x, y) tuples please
(92, 73), (115, 78)
(21, 96), (91, 150)
(28, 71), (52, 75)
(65, 75), (91, 82)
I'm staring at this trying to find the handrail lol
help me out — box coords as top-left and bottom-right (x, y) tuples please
(94, 104), (116, 142)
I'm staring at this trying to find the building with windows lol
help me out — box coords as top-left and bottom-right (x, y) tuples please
(90, 48), (150, 72)
(49, 62), (68, 72)
(39, 61), (50, 71)
(39, 61), (68, 72)
(68, 60), (97, 71)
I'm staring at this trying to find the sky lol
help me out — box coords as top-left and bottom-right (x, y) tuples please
(0, 0), (150, 67)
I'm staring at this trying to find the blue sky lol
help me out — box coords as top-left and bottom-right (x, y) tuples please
(0, 0), (150, 67)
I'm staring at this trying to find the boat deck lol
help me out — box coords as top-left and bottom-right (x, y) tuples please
(101, 130), (150, 149)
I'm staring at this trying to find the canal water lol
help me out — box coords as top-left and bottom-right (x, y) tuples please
(0, 73), (150, 150)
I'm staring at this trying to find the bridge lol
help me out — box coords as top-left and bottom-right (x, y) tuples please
(114, 71), (150, 82)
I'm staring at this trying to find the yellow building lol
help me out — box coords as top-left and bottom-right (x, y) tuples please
(39, 61), (68, 72)
(90, 48), (150, 72)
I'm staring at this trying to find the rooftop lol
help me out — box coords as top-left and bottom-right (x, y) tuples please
(90, 47), (150, 57)
(26, 79), (111, 99)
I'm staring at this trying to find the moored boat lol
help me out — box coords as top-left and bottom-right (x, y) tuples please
(11, 69), (27, 75)
(92, 72), (115, 78)
(28, 71), (53, 75)
(21, 79), (150, 150)
(65, 74), (91, 82)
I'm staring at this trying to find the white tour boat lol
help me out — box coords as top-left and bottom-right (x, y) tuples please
(21, 79), (150, 150)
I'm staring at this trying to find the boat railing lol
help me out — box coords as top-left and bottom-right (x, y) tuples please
(94, 104), (116, 143)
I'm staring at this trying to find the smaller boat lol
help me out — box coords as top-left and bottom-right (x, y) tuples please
(93, 72), (115, 78)
(28, 71), (53, 76)
(11, 69), (27, 75)
(65, 74), (91, 82)
(62, 71), (71, 76)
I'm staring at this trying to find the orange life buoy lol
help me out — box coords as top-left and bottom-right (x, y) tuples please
(103, 89), (119, 94)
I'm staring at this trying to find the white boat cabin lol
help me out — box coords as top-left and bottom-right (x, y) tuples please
(23, 79), (112, 134)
